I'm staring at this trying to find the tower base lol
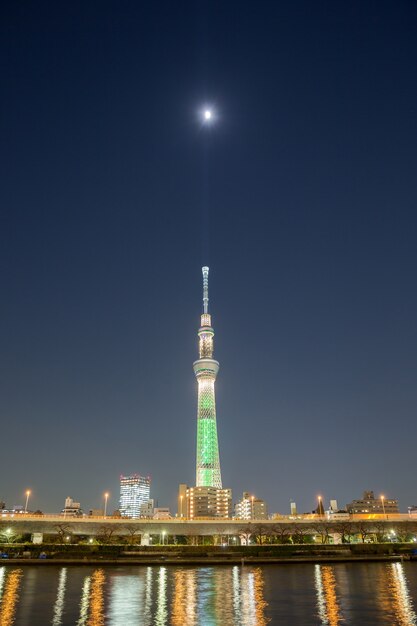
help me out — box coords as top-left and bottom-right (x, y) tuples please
(182, 485), (232, 519)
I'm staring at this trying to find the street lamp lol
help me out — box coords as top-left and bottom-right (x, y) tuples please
(25, 490), (31, 513)
(380, 495), (387, 519)
(104, 492), (109, 518)
(317, 495), (324, 517)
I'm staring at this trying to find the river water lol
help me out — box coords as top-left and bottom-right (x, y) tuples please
(0, 561), (416, 625)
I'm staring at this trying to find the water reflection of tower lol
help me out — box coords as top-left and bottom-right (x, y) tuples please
(171, 566), (269, 625)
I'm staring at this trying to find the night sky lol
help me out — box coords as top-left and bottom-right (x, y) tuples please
(1, 1), (417, 516)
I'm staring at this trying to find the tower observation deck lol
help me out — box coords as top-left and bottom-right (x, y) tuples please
(193, 266), (222, 489)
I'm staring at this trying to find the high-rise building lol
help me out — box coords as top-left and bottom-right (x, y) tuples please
(193, 266), (222, 488)
(119, 474), (151, 518)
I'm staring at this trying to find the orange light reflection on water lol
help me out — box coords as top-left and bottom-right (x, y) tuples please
(87, 569), (105, 626)
(386, 563), (417, 626)
(171, 569), (197, 626)
(0, 569), (23, 626)
(321, 566), (341, 625)
(252, 567), (270, 626)
(315, 564), (341, 625)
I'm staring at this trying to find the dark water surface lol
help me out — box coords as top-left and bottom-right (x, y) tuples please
(0, 561), (416, 625)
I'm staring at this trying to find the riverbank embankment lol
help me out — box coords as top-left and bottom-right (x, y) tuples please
(1, 543), (415, 565)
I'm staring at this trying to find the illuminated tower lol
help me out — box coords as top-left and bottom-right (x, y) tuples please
(193, 266), (222, 488)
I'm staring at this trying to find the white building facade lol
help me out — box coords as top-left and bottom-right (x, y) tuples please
(119, 474), (151, 518)
(235, 492), (268, 520)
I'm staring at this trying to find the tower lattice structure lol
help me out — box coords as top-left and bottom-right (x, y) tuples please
(193, 266), (223, 489)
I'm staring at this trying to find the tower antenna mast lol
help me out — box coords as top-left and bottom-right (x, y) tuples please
(202, 266), (209, 314)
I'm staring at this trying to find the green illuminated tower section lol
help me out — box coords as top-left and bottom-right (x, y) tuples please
(193, 266), (222, 489)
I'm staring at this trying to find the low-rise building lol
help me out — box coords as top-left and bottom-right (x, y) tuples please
(185, 486), (232, 519)
(153, 507), (171, 520)
(89, 509), (104, 517)
(139, 499), (154, 518)
(346, 490), (398, 514)
(62, 497), (82, 517)
(234, 492), (268, 520)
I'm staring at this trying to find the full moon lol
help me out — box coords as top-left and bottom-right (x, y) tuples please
(204, 109), (212, 121)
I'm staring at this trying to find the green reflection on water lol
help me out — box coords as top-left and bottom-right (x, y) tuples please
(170, 565), (269, 626)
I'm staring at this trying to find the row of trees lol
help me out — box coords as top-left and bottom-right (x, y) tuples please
(2, 521), (417, 545)
(240, 521), (417, 544)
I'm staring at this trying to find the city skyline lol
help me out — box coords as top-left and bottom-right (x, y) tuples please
(1, 2), (417, 515)
(1, 262), (412, 516)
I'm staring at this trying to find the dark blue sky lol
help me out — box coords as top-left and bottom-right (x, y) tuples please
(1, 1), (416, 515)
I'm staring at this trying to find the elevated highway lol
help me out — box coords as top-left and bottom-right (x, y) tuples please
(1, 513), (416, 541)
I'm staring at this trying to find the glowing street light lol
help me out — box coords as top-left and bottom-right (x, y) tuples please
(380, 495), (387, 519)
(104, 492), (109, 518)
(25, 490), (31, 513)
(317, 495), (324, 517)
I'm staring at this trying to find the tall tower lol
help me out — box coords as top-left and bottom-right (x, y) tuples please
(193, 266), (222, 488)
